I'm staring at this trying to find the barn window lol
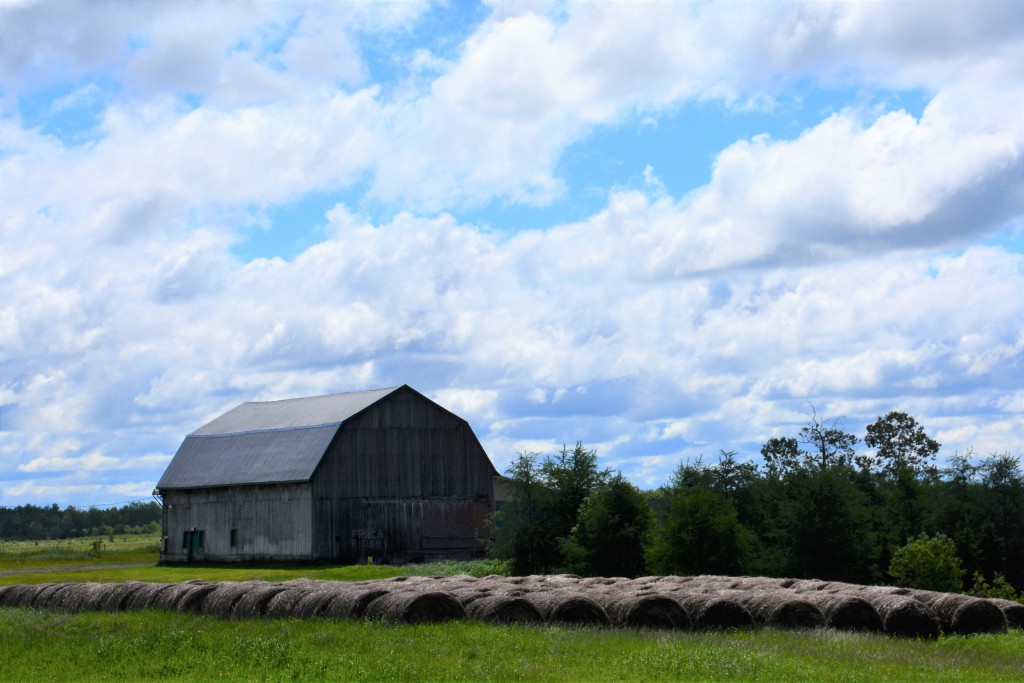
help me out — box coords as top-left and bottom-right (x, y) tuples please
(182, 531), (188, 549)
(230, 528), (237, 548)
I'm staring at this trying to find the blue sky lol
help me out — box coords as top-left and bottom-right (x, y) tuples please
(1, 0), (1022, 507)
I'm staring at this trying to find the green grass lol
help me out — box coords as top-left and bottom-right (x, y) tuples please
(0, 534), (160, 571)
(0, 608), (1020, 682)
(0, 534), (510, 585)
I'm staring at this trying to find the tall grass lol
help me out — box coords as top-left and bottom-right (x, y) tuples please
(1, 608), (1020, 682)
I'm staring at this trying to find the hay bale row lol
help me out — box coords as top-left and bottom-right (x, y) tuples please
(2, 576), (1016, 636)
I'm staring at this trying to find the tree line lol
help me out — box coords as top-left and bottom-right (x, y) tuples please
(0, 501), (161, 540)
(488, 411), (1024, 598)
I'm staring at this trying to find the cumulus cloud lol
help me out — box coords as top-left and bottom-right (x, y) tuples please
(1, 0), (1022, 504)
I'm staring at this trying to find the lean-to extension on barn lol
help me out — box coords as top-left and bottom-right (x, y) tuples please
(155, 385), (498, 564)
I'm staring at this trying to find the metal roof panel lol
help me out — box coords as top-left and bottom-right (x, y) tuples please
(192, 386), (399, 435)
(157, 425), (338, 489)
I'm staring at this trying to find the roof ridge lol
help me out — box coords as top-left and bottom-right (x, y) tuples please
(188, 421), (344, 437)
(241, 385), (401, 406)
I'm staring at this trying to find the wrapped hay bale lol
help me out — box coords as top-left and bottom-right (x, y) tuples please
(867, 595), (940, 639)
(812, 594), (883, 633)
(464, 595), (543, 625)
(124, 583), (174, 611)
(99, 581), (150, 612)
(362, 590), (467, 624)
(672, 594), (754, 630)
(735, 592), (826, 630)
(523, 591), (610, 626)
(231, 582), (289, 620)
(988, 598), (1024, 630)
(321, 586), (392, 620)
(603, 594), (692, 630)
(927, 593), (1007, 635)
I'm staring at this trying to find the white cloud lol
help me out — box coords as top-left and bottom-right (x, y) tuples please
(1, 0), (1022, 503)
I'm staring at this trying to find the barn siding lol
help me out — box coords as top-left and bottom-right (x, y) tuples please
(310, 388), (495, 562)
(158, 385), (496, 564)
(161, 483), (313, 562)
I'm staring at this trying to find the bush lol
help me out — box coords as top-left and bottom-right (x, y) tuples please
(888, 533), (965, 592)
(968, 571), (1020, 601)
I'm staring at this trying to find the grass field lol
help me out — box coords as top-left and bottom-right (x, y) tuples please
(0, 534), (160, 571)
(1, 608), (1021, 682)
(0, 534), (507, 584)
(2, 535), (1022, 682)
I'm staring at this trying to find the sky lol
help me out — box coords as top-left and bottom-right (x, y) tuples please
(1, 0), (1022, 508)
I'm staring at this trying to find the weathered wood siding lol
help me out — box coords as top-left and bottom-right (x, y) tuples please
(310, 387), (495, 562)
(160, 483), (313, 562)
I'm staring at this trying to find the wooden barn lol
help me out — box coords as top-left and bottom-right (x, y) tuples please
(155, 385), (498, 564)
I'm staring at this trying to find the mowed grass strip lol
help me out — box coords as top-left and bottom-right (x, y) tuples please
(1, 608), (1021, 682)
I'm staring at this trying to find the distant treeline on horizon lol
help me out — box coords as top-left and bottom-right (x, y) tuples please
(0, 501), (161, 541)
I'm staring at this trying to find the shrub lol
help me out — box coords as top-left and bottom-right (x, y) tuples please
(888, 533), (964, 593)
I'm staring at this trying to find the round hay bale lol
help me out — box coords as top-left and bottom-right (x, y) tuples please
(321, 587), (392, 620)
(464, 595), (543, 625)
(99, 581), (150, 612)
(988, 598), (1024, 630)
(929, 594), (1007, 635)
(362, 591), (467, 624)
(264, 586), (315, 619)
(546, 594), (610, 626)
(383, 576), (436, 587)
(1, 584), (47, 608)
(738, 593), (826, 630)
(200, 582), (257, 619)
(231, 583), (289, 620)
(30, 583), (75, 610)
(673, 594), (754, 630)
(814, 594), (883, 633)
(124, 583), (173, 611)
(149, 582), (201, 612)
(285, 584), (349, 619)
(604, 595), (691, 630)
(869, 596), (940, 639)
(171, 581), (219, 613)
(58, 583), (111, 613)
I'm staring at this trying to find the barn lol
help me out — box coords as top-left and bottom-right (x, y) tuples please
(155, 385), (498, 564)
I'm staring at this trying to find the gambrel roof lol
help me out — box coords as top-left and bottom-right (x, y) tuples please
(157, 386), (404, 490)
